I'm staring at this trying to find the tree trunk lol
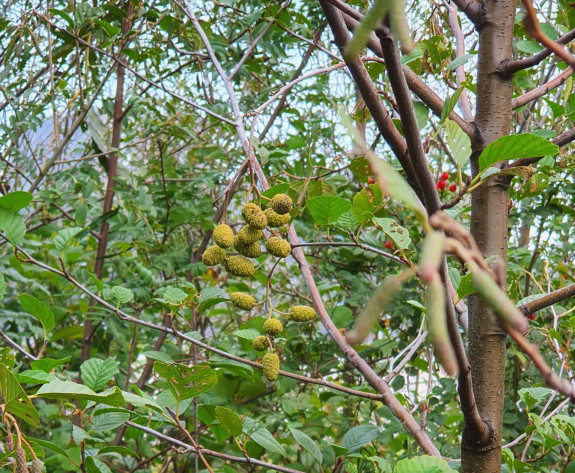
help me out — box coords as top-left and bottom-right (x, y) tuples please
(462, 1), (516, 471)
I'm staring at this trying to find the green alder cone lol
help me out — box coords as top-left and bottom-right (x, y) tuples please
(265, 208), (290, 227)
(263, 318), (283, 336)
(262, 352), (280, 381)
(290, 305), (316, 322)
(241, 203), (268, 229)
(270, 193), (293, 215)
(236, 241), (261, 258)
(230, 292), (256, 310)
(266, 237), (291, 258)
(253, 336), (270, 351)
(235, 225), (262, 247)
(202, 245), (227, 266)
(213, 224), (234, 249)
(224, 256), (255, 277)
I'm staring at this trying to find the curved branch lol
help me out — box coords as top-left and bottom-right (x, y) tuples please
(501, 27), (575, 78)
(512, 67), (574, 110)
(125, 421), (305, 473)
(519, 283), (575, 316)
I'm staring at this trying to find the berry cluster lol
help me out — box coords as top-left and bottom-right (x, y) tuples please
(201, 193), (317, 382)
(436, 171), (457, 192)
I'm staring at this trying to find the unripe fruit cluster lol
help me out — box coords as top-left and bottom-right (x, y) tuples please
(201, 194), (294, 277)
(202, 193), (317, 384)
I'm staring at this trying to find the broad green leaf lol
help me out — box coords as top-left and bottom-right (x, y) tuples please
(374, 218), (411, 249)
(0, 208), (26, 245)
(399, 455), (458, 472)
(31, 357), (70, 372)
(519, 387), (553, 410)
(350, 156), (371, 183)
(307, 196), (351, 226)
(36, 381), (125, 407)
(19, 294), (55, 339)
(352, 185), (383, 224)
(80, 358), (119, 392)
(341, 425), (381, 452)
(290, 428), (323, 463)
(75, 202), (88, 226)
(250, 427), (286, 457)
(98, 446), (139, 458)
(262, 183), (291, 199)
(111, 286), (134, 305)
(456, 272), (475, 301)
(336, 211), (360, 231)
(234, 328), (260, 340)
(54, 227), (83, 251)
(444, 120), (472, 167)
(447, 53), (474, 71)
(215, 406), (243, 437)
(121, 391), (162, 412)
(440, 88), (463, 124)
(86, 456), (113, 473)
(143, 350), (173, 364)
(0, 191), (33, 212)
(394, 459), (443, 473)
(91, 411), (130, 432)
(153, 362), (218, 402)
(478, 134), (559, 172)
(16, 370), (54, 384)
(0, 363), (40, 426)
(162, 287), (188, 304)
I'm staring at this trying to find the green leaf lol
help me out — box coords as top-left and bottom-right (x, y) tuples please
(0, 208), (26, 245)
(290, 428), (323, 464)
(75, 203), (88, 226)
(36, 381), (125, 407)
(394, 459), (442, 473)
(19, 294), (55, 339)
(444, 120), (472, 167)
(250, 427), (286, 457)
(447, 53), (474, 71)
(16, 370), (54, 385)
(350, 156), (371, 183)
(440, 88), (463, 124)
(0, 363), (40, 426)
(91, 411), (130, 432)
(143, 351), (173, 364)
(215, 406), (243, 437)
(336, 211), (360, 231)
(80, 358), (119, 392)
(307, 196), (351, 226)
(478, 134), (559, 172)
(0, 191), (33, 212)
(54, 227), (83, 251)
(111, 286), (134, 305)
(456, 273), (475, 300)
(163, 287), (188, 304)
(98, 446), (139, 458)
(374, 218), (411, 249)
(518, 387), (553, 410)
(352, 185), (383, 224)
(85, 456), (113, 473)
(234, 328), (260, 340)
(154, 362), (218, 402)
(341, 425), (381, 452)
(30, 437), (74, 460)
(30, 357), (70, 372)
(121, 391), (162, 412)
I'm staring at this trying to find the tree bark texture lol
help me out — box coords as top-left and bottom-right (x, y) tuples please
(462, 1), (516, 471)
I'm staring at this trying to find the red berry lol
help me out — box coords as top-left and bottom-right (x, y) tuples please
(385, 241), (393, 249)
(449, 183), (457, 192)
(441, 172), (449, 181)
(436, 180), (446, 190)
(563, 275), (568, 280)
(368, 177), (375, 184)
(525, 313), (536, 320)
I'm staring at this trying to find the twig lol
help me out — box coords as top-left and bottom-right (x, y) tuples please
(519, 283), (575, 316)
(125, 421), (305, 473)
(512, 67), (574, 110)
(0, 328), (38, 361)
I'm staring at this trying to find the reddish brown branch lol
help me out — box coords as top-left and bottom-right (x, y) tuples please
(521, 0), (575, 70)
(519, 283), (575, 315)
(512, 67), (574, 110)
(502, 27), (575, 77)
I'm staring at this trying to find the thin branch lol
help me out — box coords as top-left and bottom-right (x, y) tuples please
(125, 421), (305, 473)
(446, 1), (474, 122)
(0, 329), (38, 361)
(15, 248), (384, 402)
(341, 14), (475, 139)
(34, 12), (237, 127)
(512, 67), (574, 110)
(519, 283), (575, 315)
(501, 27), (575, 77)
(292, 241), (408, 266)
(521, 0), (575, 69)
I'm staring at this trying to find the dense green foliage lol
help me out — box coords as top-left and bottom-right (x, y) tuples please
(0, 0), (574, 472)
